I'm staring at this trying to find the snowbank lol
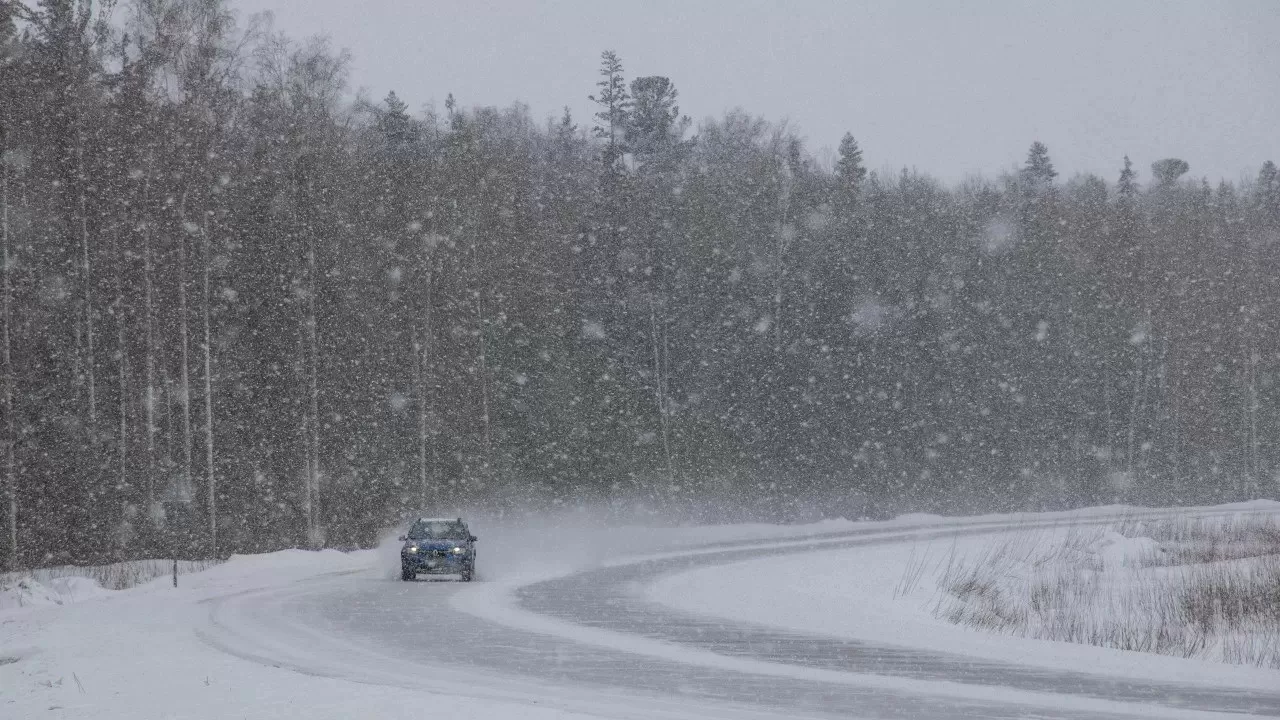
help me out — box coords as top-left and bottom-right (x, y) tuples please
(1089, 530), (1164, 570)
(0, 575), (109, 611)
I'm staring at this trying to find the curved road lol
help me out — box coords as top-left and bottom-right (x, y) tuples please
(200, 517), (1280, 720)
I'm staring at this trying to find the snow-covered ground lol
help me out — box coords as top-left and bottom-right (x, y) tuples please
(0, 517), (862, 720)
(0, 559), (219, 611)
(647, 501), (1280, 692)
(1, 575), (111, 612)
(3, 504), (1278, 719)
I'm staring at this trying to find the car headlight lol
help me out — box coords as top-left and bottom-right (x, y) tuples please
(405, 546), (418, 554)
(451, 547), (464, 554)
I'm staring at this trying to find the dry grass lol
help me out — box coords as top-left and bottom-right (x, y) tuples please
(1115, 514), (1280, 567)
(930, 513), (1280, 668)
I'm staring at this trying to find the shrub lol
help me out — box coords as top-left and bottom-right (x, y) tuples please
(930, 513), (1280, 668)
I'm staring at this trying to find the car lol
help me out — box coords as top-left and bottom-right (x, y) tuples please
(399, 517), (477, 581)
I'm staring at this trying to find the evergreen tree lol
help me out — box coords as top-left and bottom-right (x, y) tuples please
(626, 75), (686, 166)
(834, 132), (867, 195)
(1022, 140), (1058, 187)
(588, 50), (631, 169)
(1151, 158), (1190, 186)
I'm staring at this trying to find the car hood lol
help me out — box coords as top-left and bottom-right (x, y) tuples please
(404, 540), (466, 551)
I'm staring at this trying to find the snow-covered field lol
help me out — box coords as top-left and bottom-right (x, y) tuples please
(932, 514), (1280, 668)
(648, 501), (1280, 691)
(3, 504), (1278, 719)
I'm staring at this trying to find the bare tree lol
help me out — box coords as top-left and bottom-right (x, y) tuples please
(111, 196), (129, 552)
(253, 34), (350, 547)
(470, 210), (493, 483)
(201, 211), (217, 555)
(176, 195), (195, 515)
(647, 295), (674, 486)
(415, 247), (437, 510)
(140, 163), (159, 520)
(76, 133), (98, 435)
(305, 186), (321, 547)
(1, 119), (16, 570)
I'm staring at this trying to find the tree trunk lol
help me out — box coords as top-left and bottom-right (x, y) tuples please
(112, 221), (128, 554)
(142, 156), (159, 520)
(177, 200), (194, 518)
(1150, 327), (1169, 492)
(1, 122), (16, 571)
(1125, 341), (1143, 486)
(295, 324), (312, 543)
(142, 195), (158, 520)
(77, 133), (97, 434)
(1248, 340), (1259, 497)
(662, 322), (674, 478)
(475, 286), (492, 476)
(201, 213), (217, 556)
(470, 215), (492, 483)
(305, 181), (321, 548)
(289, 170), (312, 545)
(648, 294), (673, 487)
(416, 265), (434, 511)
(1240, 258), (1259, 499)
(773, 164), (793, 352)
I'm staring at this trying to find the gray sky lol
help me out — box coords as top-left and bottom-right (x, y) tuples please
(232, 0), (1278, 185)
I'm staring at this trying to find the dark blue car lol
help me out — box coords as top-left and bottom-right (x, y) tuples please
(400, 518), (477, 581)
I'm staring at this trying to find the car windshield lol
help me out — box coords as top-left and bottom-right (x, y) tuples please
(407, 521), (466, 540)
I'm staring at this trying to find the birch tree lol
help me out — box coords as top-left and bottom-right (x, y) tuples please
(201, 211), (217, 554)
(1, 103), (16, 571)
(627, 75), (688, 490)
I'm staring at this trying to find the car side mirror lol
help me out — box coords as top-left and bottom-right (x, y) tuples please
(469, 535), (477, 542)
(397, 535), (407, 542)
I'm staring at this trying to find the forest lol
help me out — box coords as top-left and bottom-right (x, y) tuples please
(1, 0), (1278, 569)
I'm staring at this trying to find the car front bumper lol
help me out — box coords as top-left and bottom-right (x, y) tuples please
(403, 552), (470, 573)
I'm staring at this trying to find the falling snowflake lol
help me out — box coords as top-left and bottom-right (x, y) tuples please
(982, 217), (1014, 253)
(849, 300), (891, 335)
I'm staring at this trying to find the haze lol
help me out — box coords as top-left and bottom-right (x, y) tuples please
(232, 0), (1279, 183)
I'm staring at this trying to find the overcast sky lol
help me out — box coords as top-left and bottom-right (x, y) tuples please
(231, 0), (1278, 185)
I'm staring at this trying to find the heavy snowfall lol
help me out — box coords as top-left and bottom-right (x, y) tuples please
(1, 1), (1279, 719)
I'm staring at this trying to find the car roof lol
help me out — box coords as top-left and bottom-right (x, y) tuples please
(416, 517), (464, 523)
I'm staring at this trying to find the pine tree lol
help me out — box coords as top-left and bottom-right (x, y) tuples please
(835, 132), (867, 195)
(589, 50), (631, 169)
(1151, 158), (1190, 187)
(1117, 155), (1138, 208)
(1021, 141), (1057, 195)
(627, 76), (686, 166)
(1257, 160), (1279, 224)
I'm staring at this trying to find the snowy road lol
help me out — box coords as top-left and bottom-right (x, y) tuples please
(198, 514), (1280, 720)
